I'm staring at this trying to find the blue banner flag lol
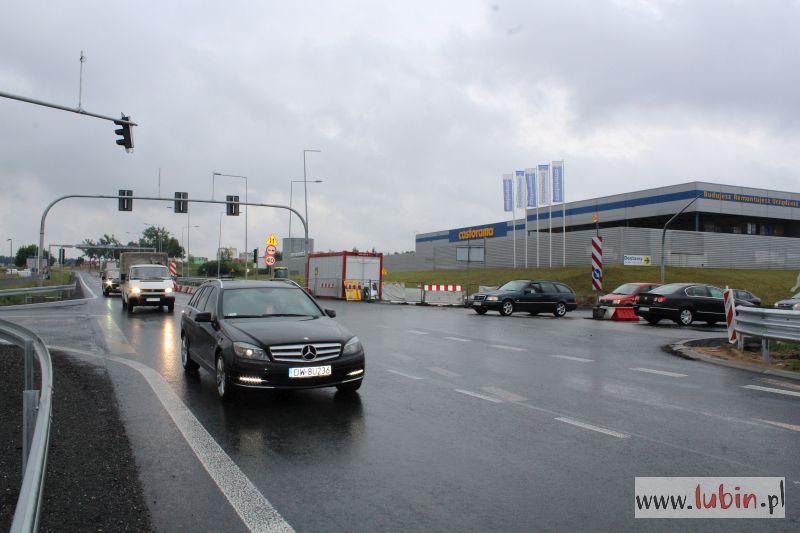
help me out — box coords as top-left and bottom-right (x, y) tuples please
(515, 170), (526, 209)
(525, 167), (537, 207)
(552, 161), (564, 203)
(502, 174), (513, 212)
(538, 164), (550, 206)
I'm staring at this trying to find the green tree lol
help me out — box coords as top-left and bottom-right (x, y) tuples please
(98, 234), (123, 260)
(14, 245), (50, 268)
(140, 226), (184, 258)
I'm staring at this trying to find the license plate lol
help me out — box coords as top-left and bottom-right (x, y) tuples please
(146, 298), (160, 302)
(473, 301), (482, 306)
(638, 307), (649, 312)
(289, 365), (332, 378)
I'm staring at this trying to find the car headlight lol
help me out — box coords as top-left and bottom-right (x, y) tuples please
(486, 296), (499, 301)
(164, 287), (173, 293)
(105, 279), (112, 286)
(233, 342), (268, 360)
(613, 299), (621, 305)
(794, 303), (800, 311)
(130, 287), (141, 294)
(343, 336), (363, 356)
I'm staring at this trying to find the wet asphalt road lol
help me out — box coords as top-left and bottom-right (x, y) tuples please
(2, 271), (799, 532)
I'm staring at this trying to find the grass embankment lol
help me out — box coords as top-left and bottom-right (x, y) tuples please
(0, 269), (75, 306)
(383, 266), (799, 307)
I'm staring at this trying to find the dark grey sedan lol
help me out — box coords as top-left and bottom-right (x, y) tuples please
(774, 292), (800, 311)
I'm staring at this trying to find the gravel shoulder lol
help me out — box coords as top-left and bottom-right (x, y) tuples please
(0, 344), (153, 532)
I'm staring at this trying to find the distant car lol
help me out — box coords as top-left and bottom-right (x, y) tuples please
(102, 268), (121, 296)
(773, 292), (800, 311)
(180, 279), (365, 400)
(634, 283), (754, 326)
(471, 280), (577, 317)
(732, 289), (761, 306)
(599, 282), (660, 306)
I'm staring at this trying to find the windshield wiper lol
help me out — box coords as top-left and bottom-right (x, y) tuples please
(223, 314), (262, 318)
(260, 313), (315, 317)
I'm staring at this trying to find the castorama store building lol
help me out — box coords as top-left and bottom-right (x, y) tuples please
(385, 182), (800, 272)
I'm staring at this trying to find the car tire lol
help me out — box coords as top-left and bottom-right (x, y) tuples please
(168, 303), (175, 313)
(474, 308), (487, 315)
(181, 336), (199, 372)
(553, 302), (567, 318)
(103, 289), (109, 297)
(336, 380), (362, 393)
(127, 301), (133, 315)
(499, 299), (514, 316)
(216, 354), (235, 401)
(645, 317), (661, 325)
(677, 307), (694, 326)
(122, 298), (127, 310)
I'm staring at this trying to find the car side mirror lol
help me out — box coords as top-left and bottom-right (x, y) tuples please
(325, 309), (337, 318)
(121, 273), (127, 281)
(195, 312), (212, 323)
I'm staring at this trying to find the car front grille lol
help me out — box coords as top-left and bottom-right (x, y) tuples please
(269, 342), (342, 362)
(776, 303), (794, 310)
(473, 295), (486, 301)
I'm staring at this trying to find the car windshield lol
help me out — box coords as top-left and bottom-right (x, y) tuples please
(792, 292), (800, 300)
(498, 281), (528, 291)
(649, 283), (686, 295)
(129, 265), (170, 280)
(611, 283), (640, 295)
(222, 287), (323, 318)
(107, 270), (119, 278)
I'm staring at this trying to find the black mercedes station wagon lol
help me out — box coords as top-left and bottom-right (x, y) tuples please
(180, 280), (365, 401)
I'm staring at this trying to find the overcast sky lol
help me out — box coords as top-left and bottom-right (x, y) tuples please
(1, 0), (799, 260)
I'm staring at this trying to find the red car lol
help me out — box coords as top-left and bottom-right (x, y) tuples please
(599, 282), (660, 306)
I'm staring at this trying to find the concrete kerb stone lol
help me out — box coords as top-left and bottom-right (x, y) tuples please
(664, 338), (800, 382)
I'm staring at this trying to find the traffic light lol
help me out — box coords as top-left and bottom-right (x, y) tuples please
(253, 248), (258, 265)
(59, 248), (65, 265)
(174, 192), (188, 214)
(118, 189), (133, 211)
(114, 115), (134, 153)
(226, 195), (240, 216)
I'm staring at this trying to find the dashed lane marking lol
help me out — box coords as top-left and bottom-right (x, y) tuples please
(480, 386), (526, 403)
(753, 419), (800, 433)
(454, 389), (504, 403)
(429, 366), (461, 378)
(758, 378), (800, 392)
(407, 330), (428, 335)
(554, 417), (630, 439)
(742, 385), (800, 398)
(630, 367), (688, 378)
(444, 336), (471, 342)
(549, 354), (594, 363)
(386, 369), (424, 380)
(489, 344), (526, 352)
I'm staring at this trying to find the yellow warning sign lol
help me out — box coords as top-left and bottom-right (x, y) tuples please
(265, 233), (279, 247)
(381, 268), (388, 276)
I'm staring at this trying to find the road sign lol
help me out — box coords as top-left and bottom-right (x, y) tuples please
(591, 236), (603, 291)
(266, 233), (279, 247)
(266, 245), (277, 256)
(591, 213), (599, 223)
(265, 256), (276, 266)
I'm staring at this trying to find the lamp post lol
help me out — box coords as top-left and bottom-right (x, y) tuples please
(181, 224), (199, 277)
(660, 194), (702, 284)
(6, 238), (11, 264)
(303, 149), (321, 251)
(289, 179), (323, 242)
(213, 172), (248, 279)
(217, 211), (223, 279)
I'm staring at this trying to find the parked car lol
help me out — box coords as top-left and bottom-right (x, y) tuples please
(731, 289), (761, 306)
(773, 292), (800, 311)
(599, 282), (660, 306)
(471, 280), (577, 317)
(634, 283), (754, 326)
(180, 279), (365, 400)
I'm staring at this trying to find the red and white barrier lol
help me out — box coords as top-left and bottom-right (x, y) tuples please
(319, 282), (336, 289)
(723, 287), (737, 344)
(423, 284), (462, 292)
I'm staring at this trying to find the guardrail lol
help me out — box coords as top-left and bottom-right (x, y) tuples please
(0, 282), (77, 301)
(735, 306), (800, 361)
(0, 319), (53, 533)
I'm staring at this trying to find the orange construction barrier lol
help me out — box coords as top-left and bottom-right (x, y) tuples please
(611, 307), (639, 321)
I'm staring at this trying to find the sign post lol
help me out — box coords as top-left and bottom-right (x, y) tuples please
(591, 214), (602, 307)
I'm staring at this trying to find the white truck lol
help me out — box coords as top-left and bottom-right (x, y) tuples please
(119, 252), (175, 314)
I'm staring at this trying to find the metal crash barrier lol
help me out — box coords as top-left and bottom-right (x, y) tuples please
(0, 282), (77, 303)
(735, 306), (800, 362)
(0, 319), (53, 533)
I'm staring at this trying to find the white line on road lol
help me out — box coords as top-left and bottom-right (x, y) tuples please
(481, 386), (527, 403)
(489, 344), (526, 352)
(444, 336), (471, 342)
(78, 273), (97, 299)
(554, 417), (630, 439)
(407, 330), (428, 335)
(386, 369), (424, 380)
(759, 378), (800, 391)
(742, 385), (800, 398)
(549, 354), (593, 363)
(429, 366), (461, 378)
(753, 419), (800, 433)
(630, 367), (687, 378)
(454, 389), (504, 403)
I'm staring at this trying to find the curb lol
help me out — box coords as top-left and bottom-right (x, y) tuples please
(0, 298), (88, 311)
(665, 338), (800, 382)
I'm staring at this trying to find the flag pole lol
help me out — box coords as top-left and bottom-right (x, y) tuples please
(562, 160), (566, 267)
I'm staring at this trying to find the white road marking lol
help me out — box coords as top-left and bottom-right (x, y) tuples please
(429, 366), (461, 378)
(94, 316), (136, 354)
(454, 389), (503, 403)
(489, 344), (526, 352)
(753, 419), (800, 433)
(630, 367), (687, 378)
(554, 417), (630, 439)
(407, 329), (428, 335)
(444, 336), (471, 342)
(78, 273), (97, 299)
(549, 354), (594, 363)
(481, 386), (526, 402)
(742, 385), (800, 398)
(48, 346), (294, 533)
(759, 378), (800, 391)
(386, 369), (424, 380)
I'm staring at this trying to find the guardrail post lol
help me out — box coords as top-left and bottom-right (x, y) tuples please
(22, 390), (39, 471)
(762, 338), (770, 363)
(737, 333), (744, 351)
(24, 339), (34, 390)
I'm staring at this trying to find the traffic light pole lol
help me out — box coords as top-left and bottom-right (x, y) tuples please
(36, 194), (308, 286)
(0, 90), (137, 127)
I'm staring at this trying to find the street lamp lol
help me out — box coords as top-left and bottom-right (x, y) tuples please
(289, 179), (323, 242)
(6, 238), (11, 263)
(181, 224), (199, 277)
(217, 211), (223, 279)
(213, 172), (248, 279)
(303, 149), (321, 250)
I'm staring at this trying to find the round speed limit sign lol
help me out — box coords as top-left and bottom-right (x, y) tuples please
(265, 256), (276, 266)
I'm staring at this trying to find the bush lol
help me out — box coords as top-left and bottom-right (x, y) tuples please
(197, 260), (241, 276)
